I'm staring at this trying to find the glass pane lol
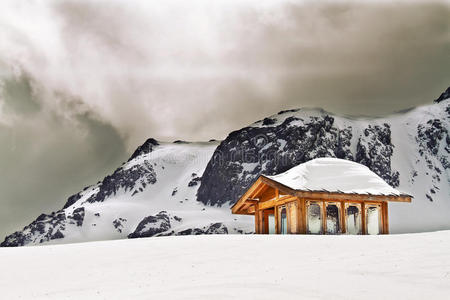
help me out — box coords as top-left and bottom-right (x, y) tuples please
(307, 202), (322, 234)
(326, 204), (340, 234)
(280, 207), (287, 234)
(268, 214), (275, 234)
(366, 206), (380, 235)
(346, 205), (361, 234)
(289, 202), (298, 234)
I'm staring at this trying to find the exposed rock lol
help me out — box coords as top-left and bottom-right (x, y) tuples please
(355, 124), (399, 187)
(197, 114), (360, 206)
(128, 211), (181, 239)
(1, 210), (67, 247)
(434, 86), (450, 103)
(67, 207), (85, 227)
(128, 138), (159, 162)
(177, 223), (228, 235)
(188, 176), (201, 187)
(113, 218), (127, 233)
(86, 161), (157, 204)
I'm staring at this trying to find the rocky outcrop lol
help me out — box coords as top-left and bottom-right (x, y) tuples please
(434, 86), (450, 103)
(128, 138), (159, 162)
(128, 211), (181, 238)
(355, 124), (399, 187)
(85, 161), (157, 203)
(177, 223), (229, 235)
(0, 208), (85, 247)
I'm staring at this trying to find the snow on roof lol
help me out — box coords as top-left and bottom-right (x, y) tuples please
(265, 158), (401, 196)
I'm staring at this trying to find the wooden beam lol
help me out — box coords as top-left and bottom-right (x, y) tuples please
(231, 177), (264, 214)
(258, 196), (298, 211)
(295, 190), (412, 203)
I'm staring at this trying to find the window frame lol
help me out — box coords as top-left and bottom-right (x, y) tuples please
(306, 200), (324, 234)
(365, 203), (382, 235)
(344, 202), (362, 235)
(325, 201), (341, 235)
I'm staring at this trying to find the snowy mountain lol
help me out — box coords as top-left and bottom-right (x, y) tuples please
(1, 88), (449, 246)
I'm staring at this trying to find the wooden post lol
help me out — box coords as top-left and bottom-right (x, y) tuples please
(263, 210), (269, 234)
(340, 201), (346, 234)
(322, 201), (326, 234)
(361, 202), (366, 235)
(296, 199), (301, 234)
(254, 204), (260, 234)
(382, 202), (390, 234)
(274, 206), (279, 234)
(301, 198), (307, 234)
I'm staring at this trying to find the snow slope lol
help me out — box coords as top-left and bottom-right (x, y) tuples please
(266, 157), (403, 195)
(1, 231), (450, 299)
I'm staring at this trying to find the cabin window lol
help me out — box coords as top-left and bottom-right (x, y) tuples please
(307, 201), (322, 234)
(279, 206), (288, 234)
(326, 203), (340, 234)
(268, 214), (276, 234)
(288, 201), (298, 234)
(366, 205), (381, 235)
(346, 204), (362, 234)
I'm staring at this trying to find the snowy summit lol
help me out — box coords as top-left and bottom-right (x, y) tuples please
(266, 158), (404, 196)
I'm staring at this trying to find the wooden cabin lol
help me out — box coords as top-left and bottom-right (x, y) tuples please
(231, 158), (412, 235)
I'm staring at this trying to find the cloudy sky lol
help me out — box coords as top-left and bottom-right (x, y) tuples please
(0, 0), (449, 239)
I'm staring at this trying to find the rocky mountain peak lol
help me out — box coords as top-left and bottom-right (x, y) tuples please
(128, 138), (159, 162)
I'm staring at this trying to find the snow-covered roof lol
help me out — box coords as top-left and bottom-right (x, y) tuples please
(265, 158), (401, 196)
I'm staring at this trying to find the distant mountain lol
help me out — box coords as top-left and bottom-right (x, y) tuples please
(1, 87), (449, 246)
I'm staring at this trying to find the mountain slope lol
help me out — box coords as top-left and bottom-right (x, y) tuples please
(0, 141), (253, 246)
(1, 88), (449, 246)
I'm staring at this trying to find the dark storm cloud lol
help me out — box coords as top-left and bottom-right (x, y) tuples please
(0, 76), (127, 238)
(0, 0), (448, 238)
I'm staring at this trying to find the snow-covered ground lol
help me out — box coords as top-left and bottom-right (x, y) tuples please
(1, 231), (450, 299)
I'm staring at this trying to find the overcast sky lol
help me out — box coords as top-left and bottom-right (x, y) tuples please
(0, 0), (449, 239)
